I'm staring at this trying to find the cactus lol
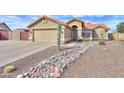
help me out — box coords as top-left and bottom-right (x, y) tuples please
(57, 24), (62, 50)
(99, 31), (105, 45)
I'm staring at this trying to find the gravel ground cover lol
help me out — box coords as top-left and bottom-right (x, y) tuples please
(1, 41), (123, 78)
(62, 41), (124, 78)
(16, 43), (94, 78)
(0, 46), (60, 78)
(0, 42), (94, 78)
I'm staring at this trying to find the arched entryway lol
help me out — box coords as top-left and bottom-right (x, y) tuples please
(72, 25), (78, 41)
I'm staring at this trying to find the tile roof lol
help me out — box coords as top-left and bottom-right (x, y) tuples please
(27, 15), (110, 31)
(83, 22), (110, 30)
(67, 18), (83, 24)
(27, 15), (71, 29)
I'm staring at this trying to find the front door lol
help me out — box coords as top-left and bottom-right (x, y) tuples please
(72, 25), (78, 41)
(72, 30), (77, 40)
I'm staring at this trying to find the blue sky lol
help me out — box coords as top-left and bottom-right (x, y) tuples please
(0, 15), (124, 32)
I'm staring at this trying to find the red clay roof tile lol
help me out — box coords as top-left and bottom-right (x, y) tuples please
(83, 22), (110, 31)
(27, 15), (71, 29)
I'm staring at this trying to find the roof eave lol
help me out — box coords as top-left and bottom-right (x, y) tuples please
(67, 19), (83, 24)
(27, 15), (72, 29)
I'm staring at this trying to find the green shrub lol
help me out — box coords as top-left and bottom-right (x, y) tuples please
(4, 65), (16, 73)
(120, 39), (124, 42)
(99, 40), (105, 45)
(84, 38), (90, 42)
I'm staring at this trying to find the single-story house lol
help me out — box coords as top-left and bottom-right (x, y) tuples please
(27, 15), (110, 43)
(0, 22), (12, 40)
(27, 15), (72, 43)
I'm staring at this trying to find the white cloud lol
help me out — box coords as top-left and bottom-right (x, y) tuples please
(29, 15), (40, 20)
(71, 15), (86, 18)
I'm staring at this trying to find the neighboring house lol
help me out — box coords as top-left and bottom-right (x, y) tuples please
(0, 22), (12, 40)
(27, 15), (72, 43)
(12, 28), (29, 40)
(13, 28), (29, 32)
(27, 15), (110, 43)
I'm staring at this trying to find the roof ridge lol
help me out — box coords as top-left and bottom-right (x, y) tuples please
(67, 18), (83, 24)
(27, 15), (71, 29)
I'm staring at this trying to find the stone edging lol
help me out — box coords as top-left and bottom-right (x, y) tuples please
(16, 43), (95, 78)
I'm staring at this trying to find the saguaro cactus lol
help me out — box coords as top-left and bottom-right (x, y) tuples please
(99, 31), (105, 45)
(57, 24), (62, 50)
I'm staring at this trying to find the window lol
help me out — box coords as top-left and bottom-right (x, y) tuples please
(83, 30), (91, 38)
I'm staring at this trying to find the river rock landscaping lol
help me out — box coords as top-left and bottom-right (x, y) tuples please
(62, 41), (124, 78)
(16, 43), (95, 78)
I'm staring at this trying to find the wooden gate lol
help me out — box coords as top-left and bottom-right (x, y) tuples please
(20, 32), (29, 40)
(0, 31), (9, 40)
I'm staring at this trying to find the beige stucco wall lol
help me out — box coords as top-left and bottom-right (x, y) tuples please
(68, 20), (82, 40)
(29, 19), (58, 29)
(11, 31), (20, 40)
(28, 19), (72, 43)
(112, 33), (124, 40)
(68, 20), (82, 29)
(8, 31), (12, 40)
(112, 33), (119, 40)
(28, 30), (33, 40)
(63, 27), (72, 43)
(94, 27), (108, 40)
(118, 33), (124, 40)
(28, 19), (59, 43)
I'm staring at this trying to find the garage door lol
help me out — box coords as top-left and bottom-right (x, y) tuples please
(0, 31), (9, 40)
(20, 32), (29, 40)
(11, 31), (20, 40)
(34, 29), (57, 43)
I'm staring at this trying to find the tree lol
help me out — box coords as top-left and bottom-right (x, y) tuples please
(57, 24), (62, 50)
(117, 22), (124, 33)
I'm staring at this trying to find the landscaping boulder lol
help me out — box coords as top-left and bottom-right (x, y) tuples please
(4, 65), (16, 73)
(103, 48), (108, 51)
(16, 74), (23, 78)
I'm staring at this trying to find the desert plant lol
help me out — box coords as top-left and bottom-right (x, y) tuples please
(99, 31), (105, 45)
(57, 24), (62, 50)
(4, 65), (16, 73)
(84, 38), (90, 42)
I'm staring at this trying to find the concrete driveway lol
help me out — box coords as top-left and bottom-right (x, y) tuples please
(0, 40), (54, 67)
